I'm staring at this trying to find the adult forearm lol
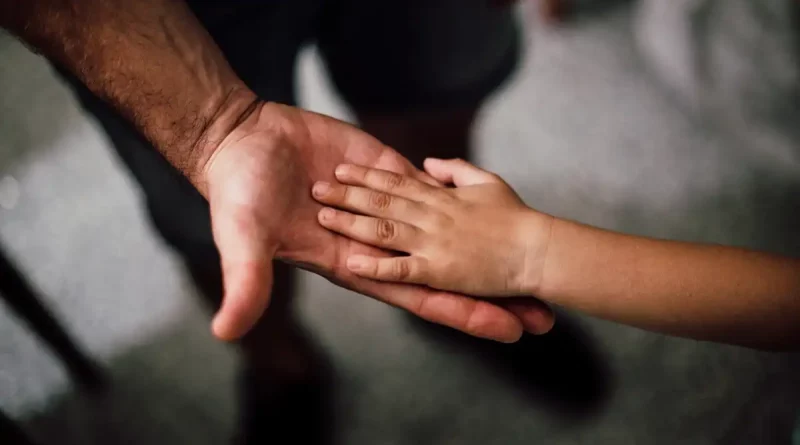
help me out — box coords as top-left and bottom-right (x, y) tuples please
(0, 0), (257, 193)
(536, 217), (800, 350)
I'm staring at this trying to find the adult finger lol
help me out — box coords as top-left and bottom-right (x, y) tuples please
(502, 299), (556, 335)
(352, 277), (526, 343)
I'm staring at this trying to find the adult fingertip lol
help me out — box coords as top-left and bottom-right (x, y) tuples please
(524, 308), (556, 335)
(503, 301), (556, 335)
(466, 301), (525, 343)
(211, 313), (239, 342)
(499, 327), (524, 344)
(477, 323), (522, 344)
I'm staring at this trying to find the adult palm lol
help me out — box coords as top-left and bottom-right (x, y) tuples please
(203, 102), (554, 342)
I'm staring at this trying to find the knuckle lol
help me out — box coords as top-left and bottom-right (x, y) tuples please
(341, 186), (354, 203)
(414, 257), (429, 281)
(376, 219), (397, 241)
(368, 191), (392, 210)
(383, 172), (405, 190)
(393, 259), (411, 280)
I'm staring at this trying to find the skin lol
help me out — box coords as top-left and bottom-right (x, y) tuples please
(0, 0), (554, 343)
(313, 158), (800, 351)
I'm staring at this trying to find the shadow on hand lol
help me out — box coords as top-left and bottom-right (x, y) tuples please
(407, 309), (615, 421)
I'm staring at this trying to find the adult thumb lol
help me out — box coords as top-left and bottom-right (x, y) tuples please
(209, 208), (277, 341)
(211, 258), (274, 341)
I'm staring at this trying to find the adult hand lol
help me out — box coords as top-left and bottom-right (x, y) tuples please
(199, 102), (555, 342)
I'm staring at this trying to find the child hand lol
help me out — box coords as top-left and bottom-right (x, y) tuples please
(311, 158), (554, 297)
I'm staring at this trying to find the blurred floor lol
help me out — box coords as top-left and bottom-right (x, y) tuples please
(2, 2), (800, 444)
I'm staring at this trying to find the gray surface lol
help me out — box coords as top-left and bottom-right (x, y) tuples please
(2, 2), (800, 444)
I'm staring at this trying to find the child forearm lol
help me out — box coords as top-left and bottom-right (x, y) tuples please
(534, 216), (800, 350)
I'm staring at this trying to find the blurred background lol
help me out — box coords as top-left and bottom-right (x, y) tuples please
(2, 0), (800, 444)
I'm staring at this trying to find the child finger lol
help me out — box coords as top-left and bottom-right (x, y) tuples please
(313, 181), (426, 224)
(346, 254), (429, 285)
(334, 163), (444, 203)
(318, 207), (421, 252)
(423, 158), (502, 187)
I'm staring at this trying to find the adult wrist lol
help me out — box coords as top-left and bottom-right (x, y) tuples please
(187, 86), (262, 196)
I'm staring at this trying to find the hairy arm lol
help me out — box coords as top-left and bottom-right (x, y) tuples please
(0, 0), (257, 193)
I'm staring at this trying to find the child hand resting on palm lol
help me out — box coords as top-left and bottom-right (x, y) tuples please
(311, 158), (800, 350)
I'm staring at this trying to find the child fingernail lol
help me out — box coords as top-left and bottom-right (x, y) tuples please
(319, 208), (335, 221)
(335, 164), (350, 178)
(347, 256), (368, 271)
(313, 182), (330, 197)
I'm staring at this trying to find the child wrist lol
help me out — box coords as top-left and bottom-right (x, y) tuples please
(514, 209), (556, 296)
